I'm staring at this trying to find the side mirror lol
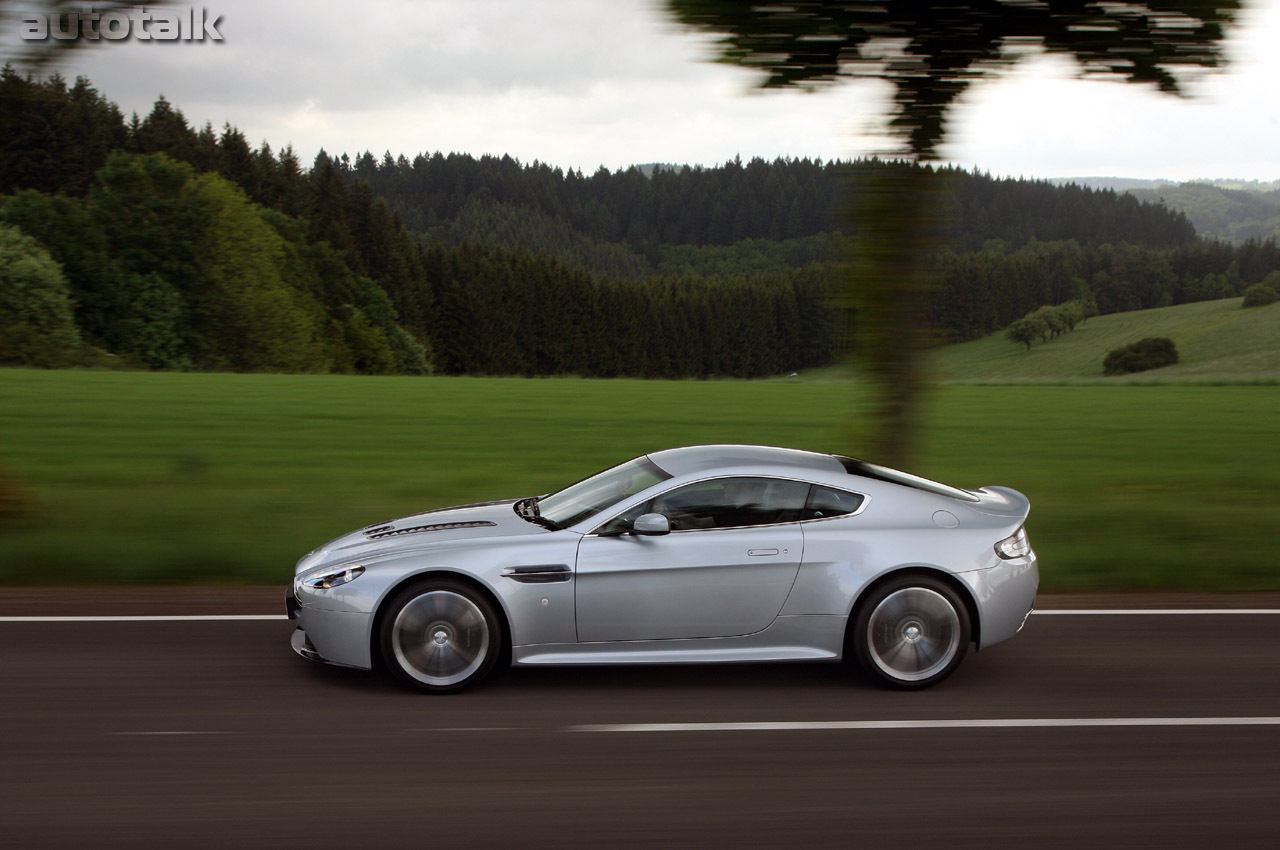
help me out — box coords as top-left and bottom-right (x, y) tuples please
(632, 513), (670, 536)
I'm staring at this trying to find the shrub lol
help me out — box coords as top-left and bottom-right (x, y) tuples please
(1103, 337), (1179, 376)
(1242, 283), (1278, 308)
(0, 467), (30, 522)
(0, 224), (81, 364)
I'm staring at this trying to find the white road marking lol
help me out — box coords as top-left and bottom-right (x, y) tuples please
(0, 615), (289, 622)
(2, 610), (1278, 623)
(568, 717), (1280, 733)
(1032, 609), (1280, 616)
(112, 731), (235, 736)
(405, 727), (523, 732)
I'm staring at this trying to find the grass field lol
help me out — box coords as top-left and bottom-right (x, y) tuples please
(1, 368), (1276, 591)
(930, 297), (1280, 382)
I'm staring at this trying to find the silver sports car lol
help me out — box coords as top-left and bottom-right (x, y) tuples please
(287, 445), (1038, 691)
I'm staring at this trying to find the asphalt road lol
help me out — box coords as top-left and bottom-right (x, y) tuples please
(2, 609), (1278, 848)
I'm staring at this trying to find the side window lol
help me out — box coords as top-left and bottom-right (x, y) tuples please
(651, 477), (809, 530)
(803, 485), (865, 520)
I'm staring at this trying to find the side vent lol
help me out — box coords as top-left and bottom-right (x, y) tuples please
(501, 564), (572, 584)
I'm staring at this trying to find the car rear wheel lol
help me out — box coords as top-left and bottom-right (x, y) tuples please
(379, 579), (502, 693)
(852, 575), (971, 689)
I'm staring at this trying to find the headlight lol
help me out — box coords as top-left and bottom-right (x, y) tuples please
(995, 527), (1032, 560)
(302, 565), (366, 589)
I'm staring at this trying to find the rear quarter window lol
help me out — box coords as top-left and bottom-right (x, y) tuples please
(803, 485), (865, 520)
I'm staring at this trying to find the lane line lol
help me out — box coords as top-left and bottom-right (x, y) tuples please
(1032, 609), (1280, 616)
(112, 731), (235, 736)
(3, 610), (1278, 623)
(105, 719), (1280, 736)
(0, 615), (289, 622)
(568, 717), (1280, 733)
(405, 727), (523, 732)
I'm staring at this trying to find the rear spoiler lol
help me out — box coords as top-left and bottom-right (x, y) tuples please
(967, 486), (1032, 521)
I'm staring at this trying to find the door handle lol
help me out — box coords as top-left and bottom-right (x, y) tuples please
(747, 548), (780, 556)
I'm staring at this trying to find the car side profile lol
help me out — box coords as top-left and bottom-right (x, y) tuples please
(288, 445), (1038, 691)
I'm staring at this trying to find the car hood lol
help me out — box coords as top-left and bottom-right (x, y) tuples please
(294, 499), (547, 575)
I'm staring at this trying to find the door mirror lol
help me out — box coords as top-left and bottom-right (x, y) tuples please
(632, 513), (670, 536)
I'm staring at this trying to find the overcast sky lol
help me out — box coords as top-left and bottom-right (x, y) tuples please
(13, 0), (1280, 181)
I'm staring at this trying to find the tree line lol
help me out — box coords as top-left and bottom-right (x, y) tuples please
(1004, 298), (1096, 352)
(2, 68), (1279, 378)
(2, 152), (428, 373)
(931, 238), (1280, 342)
(0, 70), (837, 376)
(426, 244), (836, 377)
(345, 149), (1199, 276)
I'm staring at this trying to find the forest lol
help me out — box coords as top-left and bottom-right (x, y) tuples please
(3, 68), (1278, 377)
(1128, 181), (1280, 245)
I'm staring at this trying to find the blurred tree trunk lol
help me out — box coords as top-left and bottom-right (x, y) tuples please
(847, 164), (948, 467)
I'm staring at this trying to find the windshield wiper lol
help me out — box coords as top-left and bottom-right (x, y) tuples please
(514, 496), (560, 530)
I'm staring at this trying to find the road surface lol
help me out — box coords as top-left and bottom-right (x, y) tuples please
(2, 599), (1278, 848)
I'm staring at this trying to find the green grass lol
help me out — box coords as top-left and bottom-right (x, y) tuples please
(1, 369), (1277, 591)
(931, 297), (1280, 382)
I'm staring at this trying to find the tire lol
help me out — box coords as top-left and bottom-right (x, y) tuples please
(379, 578), (503, 693)
(851, 574), (971, 690)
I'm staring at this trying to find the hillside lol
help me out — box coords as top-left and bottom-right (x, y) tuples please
(931, 297), (1280, 382)
(1053, 177), (1280, 194)
(1129, 183), (1280, 245)
(1049, 178), (1280, 245)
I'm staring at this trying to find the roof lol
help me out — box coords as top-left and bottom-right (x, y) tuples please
(646, 444), (980, 503)
(646, 445), (845, 478)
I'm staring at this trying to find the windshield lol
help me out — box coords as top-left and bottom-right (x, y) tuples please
(537, 456), (671, 528)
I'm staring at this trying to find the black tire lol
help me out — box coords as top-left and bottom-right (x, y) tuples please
(378, 578), (503, 693)
(850, 574), (971, 690)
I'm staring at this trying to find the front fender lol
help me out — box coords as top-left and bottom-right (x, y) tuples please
(295, 535), (582, 650)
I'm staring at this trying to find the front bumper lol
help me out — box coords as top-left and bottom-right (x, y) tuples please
(287, 587), (323, 662)
(285, 583), (376, 669)
(290, 626), (322, 661)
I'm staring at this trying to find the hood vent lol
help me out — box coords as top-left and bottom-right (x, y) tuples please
(365, 520), (497, 541)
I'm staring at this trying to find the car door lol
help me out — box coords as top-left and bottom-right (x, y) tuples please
(574, 477), (807, 642)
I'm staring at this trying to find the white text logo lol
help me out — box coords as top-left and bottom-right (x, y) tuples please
(20, 6), (223, 41)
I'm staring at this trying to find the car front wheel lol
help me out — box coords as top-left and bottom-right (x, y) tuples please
(852, 575), (971, 689)
(379, 579), (502, 693)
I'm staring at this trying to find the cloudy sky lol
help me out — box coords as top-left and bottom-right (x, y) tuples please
(12, 0), (1280, 181)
